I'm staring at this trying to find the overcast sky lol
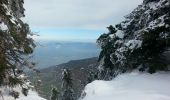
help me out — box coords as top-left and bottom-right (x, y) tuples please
(24, 0), (143, 42)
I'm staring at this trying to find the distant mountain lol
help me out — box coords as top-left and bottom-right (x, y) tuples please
(30, 41), (100, 69)
(29, 57), (99, 99)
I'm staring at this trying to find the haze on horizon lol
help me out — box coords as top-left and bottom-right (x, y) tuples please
(24, 0), (143, 42)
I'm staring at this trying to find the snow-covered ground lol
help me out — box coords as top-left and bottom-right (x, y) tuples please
(16, 90), (46, 100)
(1, 87), (46, 100)
(81, 71), (170, 100)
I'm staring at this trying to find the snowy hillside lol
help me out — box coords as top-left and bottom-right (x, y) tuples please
(81, 71), (170, 100)
(1, 87), (46, 100)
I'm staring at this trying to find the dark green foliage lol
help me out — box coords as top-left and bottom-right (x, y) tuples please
(62, 89), (74, 100)
(62, 69), (72, 86)
(97, 0), (170, 80)
(8, 76), (24, 87)
(50, 87), (59, 100)
(87, 72), (94, 83)
(0, 0), (35, 98)
(61, 69), (74, 100)
(0, 0), (35, 87)
(97, 25), (124, 80)
(10, 91), (19, 99)
(22, 87), (29, 96)
(107, 25), (117, 34)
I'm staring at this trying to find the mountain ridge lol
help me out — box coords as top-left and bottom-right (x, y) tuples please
(29, 57), (99, 99)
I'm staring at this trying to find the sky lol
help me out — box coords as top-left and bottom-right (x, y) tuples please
(24, 0), (143, 42)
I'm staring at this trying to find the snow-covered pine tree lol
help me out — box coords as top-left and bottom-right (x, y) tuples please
(97, 0), (170, 80)
(61, 69), (75, 100)
(50, 87), (59, 100)
(0, 0), (35, 98)
(87, 71), (95, 83)
(97, 25), (120, 80)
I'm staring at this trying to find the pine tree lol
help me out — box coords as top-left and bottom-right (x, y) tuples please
(50, 87), (59, 100)
(97, 0), (170, 80)
(97, 25), (121, 80)
(87, 72), (94, 83)
(0, 0), (35, 98)
(10, 91), (19, 99)
(61, 69), (74, 100)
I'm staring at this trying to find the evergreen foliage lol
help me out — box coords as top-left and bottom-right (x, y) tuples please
(61, 69), (74, 100)
(22, 87), (29, 96)
(97, 0), (170, 80)
(10, 90), (19, 99)
(50, 87), (59, 100)
(0, 0), (35, 98)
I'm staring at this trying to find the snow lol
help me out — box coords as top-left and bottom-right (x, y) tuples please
(1, 87), (46, 100)
(149, 2), (157, 10)
(115, 40), (123, 45)
(116, 30), (124, 39)
(148, 14), (166, 29)
(148, 0), (168, 10)
(2, 4), (17, 25)
(120, 20), (132, 29)
(125, 39), (142, 50)
(16, 90), (46, 100)
(114, 50), (125, 63)
(109, 34), (115, 39)
(109, 30), (124, 39)
(0, 22), (8, 31)
(81, 71), (170, 100)
(10, 17), (16, 24)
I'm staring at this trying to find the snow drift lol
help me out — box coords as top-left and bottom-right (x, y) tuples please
(81, 71), (170, 100)
(0, 87), (46, 100)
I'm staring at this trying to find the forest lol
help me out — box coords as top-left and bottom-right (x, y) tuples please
(0, 0), (170, 100)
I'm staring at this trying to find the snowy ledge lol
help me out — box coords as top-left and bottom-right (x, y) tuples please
(81, 71), (170, 100)
(0, 87), (46, 100)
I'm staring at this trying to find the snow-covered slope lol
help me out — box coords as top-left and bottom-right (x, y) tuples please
(81, 71), (170, 100)
(16, 91), (46, 100)
(1, 87), (46, 100)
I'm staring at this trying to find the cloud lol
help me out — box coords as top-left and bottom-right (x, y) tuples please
(24, 0), (143, 30)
